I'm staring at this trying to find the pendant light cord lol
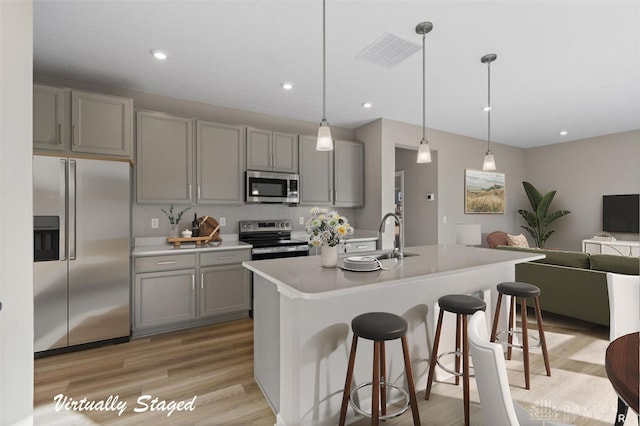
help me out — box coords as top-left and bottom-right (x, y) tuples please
(322, 0), (327, 121)
(422, 32), (426, 141)
(487, 60), (491, 150)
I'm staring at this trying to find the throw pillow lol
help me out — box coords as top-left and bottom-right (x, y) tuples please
(507, 233), (529, 248)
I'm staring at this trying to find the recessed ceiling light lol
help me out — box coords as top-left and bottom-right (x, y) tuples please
(281, 82), (293, 90)
(150, 49), (167, 60)
(362, 102), (373, 108)
(560, 131), (568, 136)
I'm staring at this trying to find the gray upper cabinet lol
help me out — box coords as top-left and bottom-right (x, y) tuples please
(299, 136), (364, 207)
(71, 90), (133, 157)
(299, 135), (333, 206)
(334, 139), (364, 207)
(246, 127), (298, 173)
(136, 110), (193, 204)
(33, 84), (67, 151)
(196, 120), (245, 205)
(33, 85), (133, 159)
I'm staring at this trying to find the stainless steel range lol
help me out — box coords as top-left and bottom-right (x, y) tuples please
(239, 219), (309, 260)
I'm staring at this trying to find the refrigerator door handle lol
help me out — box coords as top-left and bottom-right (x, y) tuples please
(69, 159), (77, 260)
(59, 159), (67, 261)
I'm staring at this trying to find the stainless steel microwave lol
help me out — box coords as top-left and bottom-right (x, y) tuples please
(245, 170), (299, 204)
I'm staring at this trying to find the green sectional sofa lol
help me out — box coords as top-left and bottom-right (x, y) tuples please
(496, 246), (639, 326)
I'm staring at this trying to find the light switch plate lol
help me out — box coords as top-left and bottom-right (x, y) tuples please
(219, 217), (226, 227)
(299, 216), (304, 225)
(151, 218), (159, 228)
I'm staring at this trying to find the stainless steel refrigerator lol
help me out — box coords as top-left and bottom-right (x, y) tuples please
(33, 155), (131, 354)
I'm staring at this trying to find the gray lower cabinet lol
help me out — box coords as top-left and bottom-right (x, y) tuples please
(134, 269), (197, 329)
(299, 135), (364, 207)
(200, 264), (250, 318)
(133, 248), (251, 336)
(342, 240), (376, 253)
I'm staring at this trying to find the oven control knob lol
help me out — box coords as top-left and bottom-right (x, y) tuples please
(285, 222), (290, 228)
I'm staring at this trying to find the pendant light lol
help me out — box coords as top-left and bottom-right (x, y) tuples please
(316, 0), (333, 151)
(481, 53), (497, 171)
(415, 21), (433, 163)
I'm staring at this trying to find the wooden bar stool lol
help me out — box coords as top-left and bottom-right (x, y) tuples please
(425, 294), (486, 426)
(339, 312), (420, 426)
(490, 281), (551, 390)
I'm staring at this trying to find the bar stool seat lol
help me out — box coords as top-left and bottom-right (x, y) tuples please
(425, 294), (486, 426)
(497, 281), (540, 298)
(490, 281), (551, 390)
(339, 312), (421, 426)
(439, 294), (488, 315)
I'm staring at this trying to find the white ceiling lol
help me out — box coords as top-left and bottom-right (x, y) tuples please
(34, 0), (640, 149)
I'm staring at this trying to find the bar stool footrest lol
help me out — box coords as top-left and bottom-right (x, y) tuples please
(349, 381), (410, 420)
(495, 330), (541, 349)
(436, 351), (475, 378)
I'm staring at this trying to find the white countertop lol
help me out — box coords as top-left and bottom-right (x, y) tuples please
(243, 244), (545, 299)
(291, 229), (379, 243)
(132, 235), (252, 256)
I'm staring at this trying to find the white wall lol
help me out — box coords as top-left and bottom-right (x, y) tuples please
(0, 1), (34, 424)
(396, 148), (438, 246)
(376, 118), (528, 246)
(524, 130), (640, 250)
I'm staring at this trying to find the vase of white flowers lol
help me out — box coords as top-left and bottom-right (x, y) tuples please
(306, 207), (354, 267)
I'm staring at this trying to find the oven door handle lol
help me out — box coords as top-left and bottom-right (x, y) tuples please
(252, 245), (309, 255)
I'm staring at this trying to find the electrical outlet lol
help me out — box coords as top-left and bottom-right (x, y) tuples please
(151, 218), (159, 228)
(219, 217), (226, 227)
(299, 216), (304, 225)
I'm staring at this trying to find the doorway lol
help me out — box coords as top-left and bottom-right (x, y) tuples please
(395, 147), (438, 246)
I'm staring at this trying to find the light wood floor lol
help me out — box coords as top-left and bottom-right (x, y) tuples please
(34, 313), (638, 425)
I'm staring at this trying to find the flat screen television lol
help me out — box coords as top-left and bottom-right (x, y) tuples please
(603, 194), (639, 233)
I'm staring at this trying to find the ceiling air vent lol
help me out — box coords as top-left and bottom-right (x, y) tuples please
(356, 31), (421, 67)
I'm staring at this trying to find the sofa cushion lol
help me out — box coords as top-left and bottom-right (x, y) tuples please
(590, 254), (640, 275)
(496, 245), (590, 269)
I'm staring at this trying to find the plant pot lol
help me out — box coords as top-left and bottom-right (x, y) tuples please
(169, 224), (179, 238)
(320, 244), (338, 268)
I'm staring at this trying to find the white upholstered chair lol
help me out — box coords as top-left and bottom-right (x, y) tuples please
(606, 272), (640, 341)
(606, 272), (640, 425)
(468, 311), (572, 426)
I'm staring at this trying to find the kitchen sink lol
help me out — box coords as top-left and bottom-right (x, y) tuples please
(375, 251), (419, 260)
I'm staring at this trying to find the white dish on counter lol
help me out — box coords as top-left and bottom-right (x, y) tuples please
(340, 264), (380, 272)
(344, 256), (377, 263)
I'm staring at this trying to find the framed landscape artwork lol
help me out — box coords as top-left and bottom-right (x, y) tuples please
(465, 169), (505, 214)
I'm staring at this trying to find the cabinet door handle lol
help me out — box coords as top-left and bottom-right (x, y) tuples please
(201, 273), (204, 289)
(218, 255), (235, 260)
(156, 260), (177, 265)
(188, 184), (192, 199)
(197, 185), (201, 200)
(57, 123), (63, 145)
(192, 275), (195, 291)
(356, 245), (368, 249)
(72, 124), (77, 145)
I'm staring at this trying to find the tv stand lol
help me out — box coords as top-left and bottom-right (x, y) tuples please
(582, 238), (639, 257)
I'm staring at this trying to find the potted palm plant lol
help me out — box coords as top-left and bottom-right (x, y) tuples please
(517, 182), (571, 248)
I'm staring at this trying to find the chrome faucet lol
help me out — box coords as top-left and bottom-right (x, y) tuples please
(376, 212), (404, 259)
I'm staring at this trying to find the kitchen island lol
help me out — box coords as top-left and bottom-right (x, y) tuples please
(243, 244), (544, 426)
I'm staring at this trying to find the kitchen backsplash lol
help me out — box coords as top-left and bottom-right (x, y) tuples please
(133, 204), (357, 238)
